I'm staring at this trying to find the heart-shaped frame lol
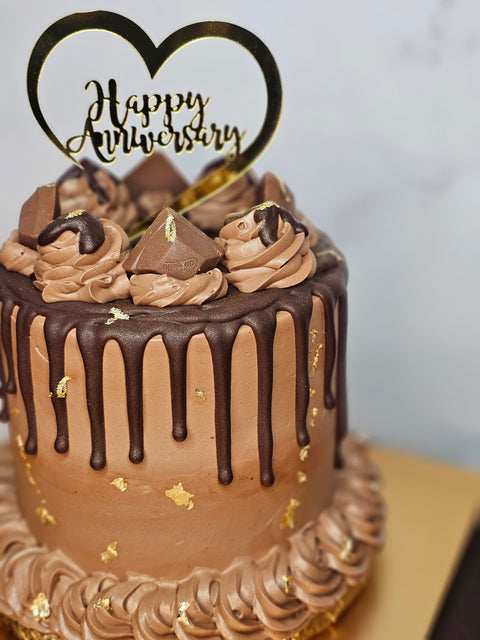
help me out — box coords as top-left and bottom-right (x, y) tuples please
(27, 12), (283, 237)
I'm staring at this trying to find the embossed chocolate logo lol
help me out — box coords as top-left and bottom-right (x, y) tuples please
(27, 12), (283, 227)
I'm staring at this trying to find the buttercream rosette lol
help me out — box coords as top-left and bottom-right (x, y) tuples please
(219, 203), (317, 293)
(34, 213), (130, 304)
(0, 231), (39, 277)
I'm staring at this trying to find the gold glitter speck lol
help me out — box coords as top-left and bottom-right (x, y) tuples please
(340, 536), (354, 560)
(165, 482), (194, 510)
(30, 593), (50, 621)
(310, 343), (324, 375)
(299, 445), (310, 462)
(309, 388), (316, 397)
(165, 213), (177, 243)
(36, 506), (56, 525)
(110, 477), (128, 492)
(195, 389), (206, 400)
(56, 376), (71, 399)
(65, 209), (85, 219)
(177, 601), (194, 628)
(280, 498), (301, 530)
(282, 574), (292, 594)
(101, 541), (118, 564)
(105, 307), (130, 325)
(297, 471), (307, 484)
(310, 406), (319, 428)
(9, 407), (20, 419)
(310, 328), (319, 344)
(94, 598), (112, 612)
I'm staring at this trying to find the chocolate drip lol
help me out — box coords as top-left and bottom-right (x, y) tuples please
(247, 311), (276, 487)
(0, 231), (348, 482)
(38, 212), (105, 255)
(57, 159), (113, 204)
(254, 204), (308, 246)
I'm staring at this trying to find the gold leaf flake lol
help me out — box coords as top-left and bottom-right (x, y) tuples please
(316, 248), (344, 263)
(309, 388), (316, 397)
(299, 445), (310, 462)
(282, 574), (292, 594)
(9, 407), (20, 419)
(310, 328), (319, 344)
(279, 498), (301, 530)
(65, 209), (85, 219)
(165, 213), (177, 243)
(30, 593), (50, 621)
(16, 435), (37, 488)
(194, 389), (206, 400)
(56, 376), (71, 399)
(94, 598), (112, 612)
(340, 536), (354, 560)
(110, 477), (128, 492)
(256, 200), (278, 211)
(165, 482), (194, 510)
(100, 541), (118, 564)
(310, 343), (324, 375)
(297, 471), (307, 484)
(310, 406), (319, 428)
(105, 307), (130, 325)
(36, 506), (56, 525)
(177, 601), (194, 628)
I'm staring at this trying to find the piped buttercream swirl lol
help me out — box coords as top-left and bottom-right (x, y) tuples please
(130, 269), (227, 307)
(219, 205), (316, 293)
(0, 232), (39, 277)
(34, 216), (130, 303)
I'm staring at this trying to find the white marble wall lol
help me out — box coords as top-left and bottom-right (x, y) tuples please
(0, 1), (478, 466)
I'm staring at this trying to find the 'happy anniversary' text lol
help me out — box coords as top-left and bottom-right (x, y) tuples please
(66, 79), (245, 163)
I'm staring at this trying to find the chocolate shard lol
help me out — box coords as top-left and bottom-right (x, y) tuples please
(18, 184), (59, 249)
(258, 172), (296, 212)
(123, 154), (189, 201)
(124, 208), (223, 279)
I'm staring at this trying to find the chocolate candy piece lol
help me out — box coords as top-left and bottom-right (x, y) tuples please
(258, 172), (296, 212)
(18, 184), (59, 249)
(124, 154), (188, 201)
(124, 208), (223, 279)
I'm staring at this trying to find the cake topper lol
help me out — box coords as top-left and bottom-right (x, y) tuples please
(27, 12), (283, 237)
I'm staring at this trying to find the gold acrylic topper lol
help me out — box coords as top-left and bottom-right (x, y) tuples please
(27, 12), (283, 240)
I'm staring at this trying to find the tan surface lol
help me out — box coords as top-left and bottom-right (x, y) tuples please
(0, 443), (479, 640)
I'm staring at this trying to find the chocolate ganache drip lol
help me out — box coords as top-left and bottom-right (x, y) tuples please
(254, 203), (309, 246)
(38, 212), (105, 255)
(0, 233), (347, 484)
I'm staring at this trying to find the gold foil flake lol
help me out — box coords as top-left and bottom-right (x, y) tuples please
(110, 477), (128, 492)
(30, 593), (50, 621)
(309, 388), (316, 397)
(297, 471), (307, 484)
(310, 344), (324, 375)
(280, 498), (301, 530)
(340, 536), (354, 560)
(105, 307), (130, 325)
(310, 328), (319, 344)
(16, 435), (37, 488)
(56, 376), (71, 399)
(316, 248), (344, 263)
(256, 200), (278, 211)
(9, 407), (20, 419)
(94, 598), (112, 612)
(100, 541), (118, 564)
(165, 482), (194, 510)
(310, 406), (319, 428)
(282, 574), (292, 594)
(36, 506), (56, 525)
(165, 213), (177, 243)
(194, 389), (206, 400)
(177, 601), (194, 628)
(299, 445), (310, 462)
(65, 209), (85, 219)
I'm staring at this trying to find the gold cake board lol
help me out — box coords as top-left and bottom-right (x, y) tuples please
(0, 577), (367, 640)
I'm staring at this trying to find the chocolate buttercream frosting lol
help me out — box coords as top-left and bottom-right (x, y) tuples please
(130, 269), (228, 307)
(0, 435), (385, 640)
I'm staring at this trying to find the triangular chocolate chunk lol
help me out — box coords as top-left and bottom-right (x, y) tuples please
(258, 172), (296, 212)
(124, 208), (223, 279)
(18, 184), (59, 249)
(124, 154), (188, 201)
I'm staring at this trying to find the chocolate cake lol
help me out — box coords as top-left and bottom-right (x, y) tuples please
(0, 156), (385, 640)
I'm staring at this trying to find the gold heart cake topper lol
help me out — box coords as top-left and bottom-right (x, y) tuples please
(27, 11), (283, 238)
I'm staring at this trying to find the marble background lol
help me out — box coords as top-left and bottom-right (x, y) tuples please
(0, 1), (478, 467)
